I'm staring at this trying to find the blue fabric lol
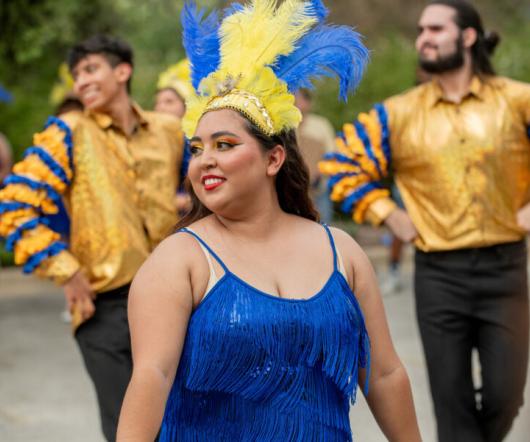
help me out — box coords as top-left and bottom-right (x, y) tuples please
(3, 174), (62, 206)
(0, 202), (32, 214)
(353, 120), (382, 178)
(44, 116), (74, 172)
(47, 199), (70, 238)
(5, 217), (47, 252)
(159, 225), (370, 441)
(340, 182), (382, 214)
(23, 146), (70, 185)
(180, 137), (191, 182)
(374, 103), (391, 167)
(23, 241), (67, 273)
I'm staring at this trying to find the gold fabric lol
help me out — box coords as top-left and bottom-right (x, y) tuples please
(324, 76), (530, 252)
(5, 104), (184, 291)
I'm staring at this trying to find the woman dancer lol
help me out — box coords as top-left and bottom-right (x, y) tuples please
(117, 1), (421, 440)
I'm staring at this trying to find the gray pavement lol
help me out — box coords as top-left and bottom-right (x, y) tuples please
(1, 245), (529, 441)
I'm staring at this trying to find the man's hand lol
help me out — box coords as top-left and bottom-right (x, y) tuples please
(384, 208), (418, 243)
(63, 271), (96, 322)
(517, 203), (530, 232)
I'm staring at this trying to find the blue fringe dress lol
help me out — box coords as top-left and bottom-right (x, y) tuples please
(159, 225), (370, 441)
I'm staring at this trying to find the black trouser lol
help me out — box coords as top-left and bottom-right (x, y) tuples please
(75, 284), (132, 442)
(415, 241), (529, 442)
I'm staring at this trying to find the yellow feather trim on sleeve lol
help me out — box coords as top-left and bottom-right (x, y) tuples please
(0, 208), (36, 237)
(0, 184), (58, 214)
(352, 188), (390, 224)
(13, 157), (67, 193)
(14, 225), (60, 265)
(33, 125), (72, 178)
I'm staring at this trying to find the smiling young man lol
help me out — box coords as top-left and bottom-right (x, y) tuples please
(320, 1), (530, 441)
(0, 34), (186, 441)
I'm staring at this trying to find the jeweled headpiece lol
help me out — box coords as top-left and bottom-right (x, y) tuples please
(181, 0), (369, 137)
(157, 59), (195, 101)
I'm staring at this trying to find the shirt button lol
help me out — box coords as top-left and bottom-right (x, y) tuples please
(460, 138), (465, 144)
(127, 170), (136, 179)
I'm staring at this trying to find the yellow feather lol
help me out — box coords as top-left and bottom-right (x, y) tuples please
(219, 0), (316, 79)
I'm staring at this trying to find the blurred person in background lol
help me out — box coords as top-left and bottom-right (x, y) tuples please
(154, 59), (193, 119)
(0, 34), (186, 441)
(0, 132), (12, 184)
(155, 59), (193, 216)
(320, 1), (530, 441)
(380, 68), (431, 296)
(295, 88), (336, 224)
(49, 63), (83, 322)
(0, 85), (13, 183)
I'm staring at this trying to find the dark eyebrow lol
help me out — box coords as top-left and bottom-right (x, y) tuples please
(189, 136), (202, 143)
(211, 131), (240, 139)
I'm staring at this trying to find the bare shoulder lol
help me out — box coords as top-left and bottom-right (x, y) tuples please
(329, 226), (368, 262)
(329, 226), (376, 292)
(130, 231), (204, 301)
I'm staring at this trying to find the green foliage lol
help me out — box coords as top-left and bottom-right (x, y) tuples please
(0, 242), (14, 267)
(0, 0), (528, 159)
(313, 34), (418, 130)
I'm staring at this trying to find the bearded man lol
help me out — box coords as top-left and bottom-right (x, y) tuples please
(320, 1), (530, 441)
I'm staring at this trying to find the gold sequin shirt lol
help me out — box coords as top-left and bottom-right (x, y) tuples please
(319, 76), (530, 251)
(0, 104), (185, 291)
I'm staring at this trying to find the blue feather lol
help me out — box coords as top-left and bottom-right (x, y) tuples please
(181, 2), (221, 91)
(308, 0), (328, 21)
(223, 2), (244, 17)
(273, 24), (369, 101)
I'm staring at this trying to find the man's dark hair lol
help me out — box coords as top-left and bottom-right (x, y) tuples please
(67, 34), (134, 92)
(428, 0), (500, 76)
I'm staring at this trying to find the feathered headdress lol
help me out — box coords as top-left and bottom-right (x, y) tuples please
(181, 0), (369, 137)
(49, 63), (75, 106)
(157, 59), (195, 101)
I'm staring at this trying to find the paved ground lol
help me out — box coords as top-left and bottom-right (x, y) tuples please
(1, 241), (529, 441)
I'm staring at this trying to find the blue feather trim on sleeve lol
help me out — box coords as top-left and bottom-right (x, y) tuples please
(23, 146), (70, 186)
(353, 120), (382, 178)
(0, 202), (33, 215)
(5, 217), (50, 251)
(340, 182), (382, 214)
(374, 103), (391, 166)
(3, 175), (62, 206)
(44, 116), (74, 172)
(23, 241), (68, 274)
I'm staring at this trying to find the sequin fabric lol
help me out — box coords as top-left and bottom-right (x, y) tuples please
(321, 76), (530, 251)
(0, 104), (185, 305)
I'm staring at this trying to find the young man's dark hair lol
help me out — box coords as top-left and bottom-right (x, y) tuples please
(67, 34), (134, 92)
(429, 0), (500, 75)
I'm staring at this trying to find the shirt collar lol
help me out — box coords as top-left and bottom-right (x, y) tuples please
(427, 75), (485, 108)
(87, 101), (149, 131)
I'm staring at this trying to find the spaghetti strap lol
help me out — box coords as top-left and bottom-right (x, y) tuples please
(179, 228), (230, 273)
(322, 224), (338, 271)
